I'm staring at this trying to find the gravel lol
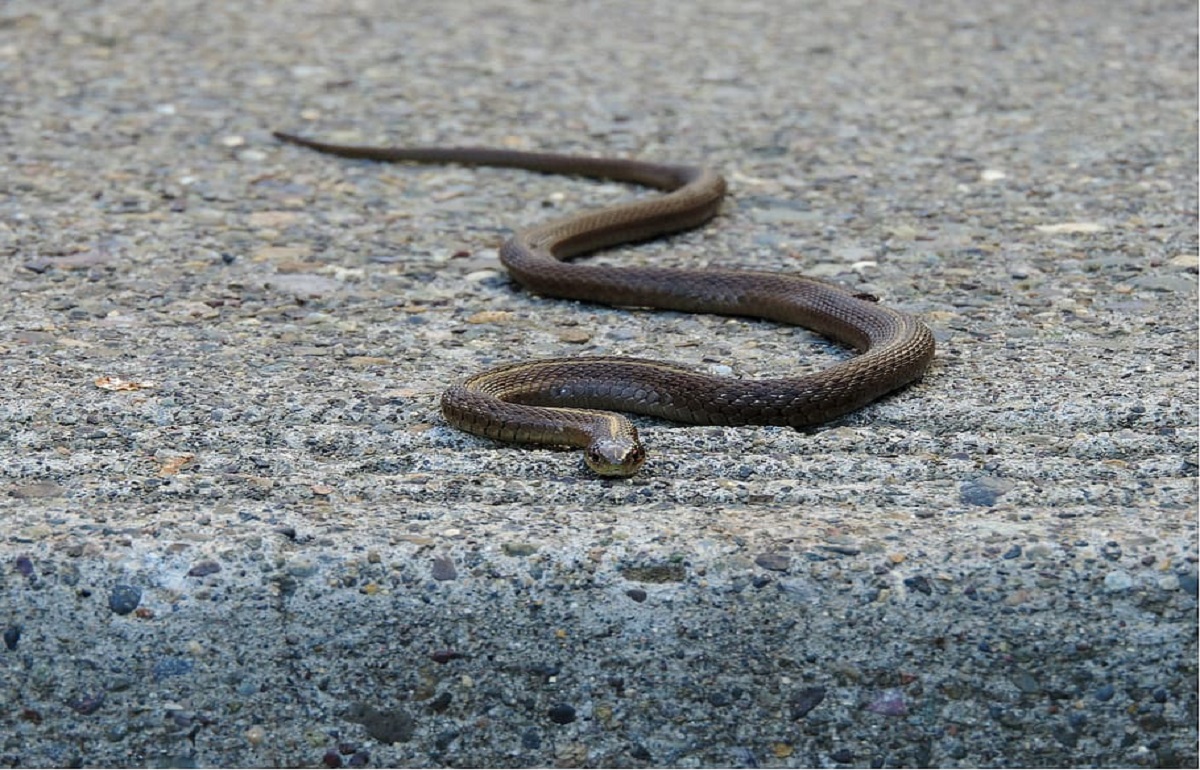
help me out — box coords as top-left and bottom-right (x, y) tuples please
(0, 0), (1196, 767)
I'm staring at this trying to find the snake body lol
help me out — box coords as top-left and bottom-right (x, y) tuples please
(274, 131), (935, 476)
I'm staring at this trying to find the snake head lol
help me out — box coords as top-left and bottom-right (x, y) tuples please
(584, 439), (646, 477)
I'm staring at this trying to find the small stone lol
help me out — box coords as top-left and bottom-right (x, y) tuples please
(1034, 222), (1106, 234)
(625, 588), (647, 603)
(68, 691), (105, 715)
(429, 649), (463, 664)
(14, 555), (34, 578)
(960, 478), (1012, 507)
(904, 575), (933, 595)
(790, 687), (826, 719)
(321, 750), (343, 768)
(1157, 575), (1180, 591)
(431, 556), (457, 581)
(246, 725), (266, 745)
(1103, 571), (1133, 592)
(108, 585), (142, 615)
(1010, 669), (1040, 694)
(865, 690), (907, 716)
(187, 560), (222, 577)
(548, 703), (576, 724)
(153, 657), (195, 681)
(557, 329), (591, 343)
(830, 747), (855, 763)
(3, 625), (20, 650)
(1095, 684), (1116, 702)
(755, 552), (791, 572)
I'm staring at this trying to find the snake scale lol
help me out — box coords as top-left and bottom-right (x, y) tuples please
(273, 131), (935, 476)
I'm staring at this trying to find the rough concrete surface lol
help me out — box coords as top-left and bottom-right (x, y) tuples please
(1, 0), (1196, 767)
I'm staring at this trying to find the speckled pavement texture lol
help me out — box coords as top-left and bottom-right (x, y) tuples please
(1, 0), (1197, 767)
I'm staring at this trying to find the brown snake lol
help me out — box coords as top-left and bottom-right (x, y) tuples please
(274, 131), (935, 476)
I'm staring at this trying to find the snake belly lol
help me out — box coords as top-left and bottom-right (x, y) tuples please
(273, 131), (936, 476)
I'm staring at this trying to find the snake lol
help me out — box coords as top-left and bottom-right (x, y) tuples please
(273, 131), (935, 476)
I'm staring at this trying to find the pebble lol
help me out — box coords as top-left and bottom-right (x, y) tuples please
(153, 657), (195, 681)
(431, 556), (458, 581)
(3, 625), (20, 651)
(108, 585), (142, 616)
(187, 560), (222, 577)
(14, 555), (34, 578)
(548, 704), (576, 724)
(754, 553), (791, 572)
(1103, 571), (1133, 592)
(959, 478), (1012, 507)
(865, 690), (907, 717)
(790, 687), (826, 719)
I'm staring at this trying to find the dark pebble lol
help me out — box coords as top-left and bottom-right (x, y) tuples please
(1096, 683), (1116, 702)
(337, 743), (357, 756)
(429, 649), (462, 664)
(754, 552), (791, 572)
(187, 560), (222, 577)
(548, 703), (576, 724)
(831, 747), (854, 763)
(430, 556), (457, 581)
(3, 625), (20, 651)
(322, 750), (343, 768)
(790, 687), (826, 719)
(108, 584), (142, 615)
(347, 750), (369, 768)
(14, 555), (34, 578)
(903, 575), (933, 595)
(1177, 573), (1198, 597)
(521, 728), (541, 750)
(1002, 545), (1022, 559)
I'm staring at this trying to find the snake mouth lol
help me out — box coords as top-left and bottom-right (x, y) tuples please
(584, 440), (646, 477)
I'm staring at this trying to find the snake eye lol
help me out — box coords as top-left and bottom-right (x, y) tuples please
(584, 439), (645, 477)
